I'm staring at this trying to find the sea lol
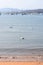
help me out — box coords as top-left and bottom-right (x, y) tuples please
(0, 14), (43, 55)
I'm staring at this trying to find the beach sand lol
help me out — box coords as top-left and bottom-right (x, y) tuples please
(0, 55), (43, 65)
(0, 62), (43, 65)
(0, 55), (43, 61)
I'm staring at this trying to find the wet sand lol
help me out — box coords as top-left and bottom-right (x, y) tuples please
(0, 48), (43, 64)
(0, 55), (43, 61)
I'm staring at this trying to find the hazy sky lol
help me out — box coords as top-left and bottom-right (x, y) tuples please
(0, 0), (43, 9)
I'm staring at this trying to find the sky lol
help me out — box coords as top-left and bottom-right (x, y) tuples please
(0, 0), (43, 9)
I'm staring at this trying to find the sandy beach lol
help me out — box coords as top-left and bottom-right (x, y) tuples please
(0, 62), (43, 65)
(0, 55), (43, 65)
(0, 55), (43, 61)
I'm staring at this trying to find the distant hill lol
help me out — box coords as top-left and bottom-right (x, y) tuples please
(22, 9), (43, 13)
(0, 8), (21, 12)
(0, 8), (43, 15)
(0, 8), (43, 13)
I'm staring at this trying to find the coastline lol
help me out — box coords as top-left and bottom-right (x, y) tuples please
(0, 48), (43, 61)
(0, 55), (43, 65)
(0, 55), (43, 61)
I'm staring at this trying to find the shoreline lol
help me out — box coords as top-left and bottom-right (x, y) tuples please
(0, 48), (43, 55)
(0, 48), (43, 61)
(0, 55), (43, 61)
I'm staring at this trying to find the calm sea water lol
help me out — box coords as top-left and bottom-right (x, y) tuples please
(0, 15), (43, 55)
